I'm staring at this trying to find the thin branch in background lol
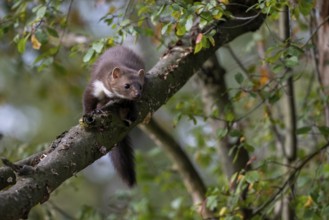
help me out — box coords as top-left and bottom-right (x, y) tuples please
(280, 7), (297, 161)
(279, 6), (298, 220)
(251, 141), (329, 218)
(309, 6), (329, 126)
(197, 55), (252, 218)
(226, 45), (286, 155)
(47, 201), (75, 220)
(55, 0), (74, 57)
(139, 118), (214, 219)
(302, 14), (329, 49)
(309, 11), (324, 93)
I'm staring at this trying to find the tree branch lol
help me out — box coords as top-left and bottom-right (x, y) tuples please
(140, 118), (213, 219)
(196, 55), (252, 218)
(279, 6), (297, 220)
(251, 141), (329, 218)
(0, 13), (265, 220)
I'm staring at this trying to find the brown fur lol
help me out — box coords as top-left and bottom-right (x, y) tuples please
(83, 46), (145, 187)
(83, 46), (145, 113)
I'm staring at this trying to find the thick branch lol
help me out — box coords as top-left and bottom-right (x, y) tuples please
(0, 13), (265, 220)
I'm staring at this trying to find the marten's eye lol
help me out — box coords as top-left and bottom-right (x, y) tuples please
(124, 84), (130, 89)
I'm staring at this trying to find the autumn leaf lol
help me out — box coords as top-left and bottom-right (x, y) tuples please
(304, 196), (313, 208)
(259, 65), (270, 86)
(196, 33), (203, 44)
(31, 34), (41, 50)
(219, 0), (229, 4)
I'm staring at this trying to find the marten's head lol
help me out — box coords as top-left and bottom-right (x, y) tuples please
(108, 67), (145, 100)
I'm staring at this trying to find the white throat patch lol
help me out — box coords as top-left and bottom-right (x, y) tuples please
(92, 80), (115, 99)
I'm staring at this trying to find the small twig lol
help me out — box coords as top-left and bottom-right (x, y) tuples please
(47, 201), (76, 220)
(302, 14), (329, 49)
(226, 45), (286, 153)
(1, 158), (22, 173)
(252, 141), (329, 217)
(139, 117), (213, 218)
(54, 0), (74, 57)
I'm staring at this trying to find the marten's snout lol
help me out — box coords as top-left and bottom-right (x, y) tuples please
(133, 92), (141, 99)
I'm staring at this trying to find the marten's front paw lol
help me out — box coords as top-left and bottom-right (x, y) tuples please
(93, 109), (104, 114)
(121, 109), (137, 126)
(123, 119), (133, 126)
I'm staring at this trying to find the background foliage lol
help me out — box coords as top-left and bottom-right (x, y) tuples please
(1, 0), (328, 219)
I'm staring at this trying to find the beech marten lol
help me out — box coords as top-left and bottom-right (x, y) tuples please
(83, 46), (145, 187)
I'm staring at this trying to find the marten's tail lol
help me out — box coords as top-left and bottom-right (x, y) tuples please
(110, 135), (136, 187)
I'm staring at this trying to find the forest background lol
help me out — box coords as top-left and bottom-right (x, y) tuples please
(0, 0), (329, 220)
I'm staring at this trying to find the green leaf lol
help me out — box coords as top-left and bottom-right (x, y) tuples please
(268, 91), (282, 104)
(212, 9), (223, 20)
(296, 126), (312, 135)
(245, 171), (260, 183)
(225, 112), (235, 122)
(273, 64), (284, 74)
(161, 23), (172, 35)
(188, 114), (197, 125)
(176, 23), (186, 36)
(208, 29), (216, 37)
(35, 29), (48, 44)
(12, 0), (23, 10)
(92, 41), (104, 53)
(83, 48), (95, 63)
(318, 126), (329, 137)
(137, 5), (149, 16)
(36, 6), (47, 19)
(201, 34), (209, 48)
(103, 18), (113, 26)
(37, 57), (53, 72)
(208, 36), (215, 46)
(285, 56), (298, 67)
(266, 50), (283, 64)
(156, 4), (166, 17)
(287, 45), (304, 57)
(244, 143), (255, 153)
(217, 127), (228, 139)
(206, 195), (218, 210)
(171, 3), (181, 11)
(229, 129), (241, 137)
(299, 0), (313, 16)
(47, 27), (59, 38)
(234, 73), (244, 84)
(185, 15), (193, 31)
(194, 42), (202, 54)
(17, 37), (27, 54)
(120, 19), (130, 27)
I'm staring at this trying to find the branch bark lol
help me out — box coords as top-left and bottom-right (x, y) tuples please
(0, 13), (265, 220)
(280, 6), (297, 220)
(313, 1), (329, 126)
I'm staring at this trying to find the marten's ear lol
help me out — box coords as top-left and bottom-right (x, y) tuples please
(138, 69), (144, 78)
(111, 67), (121, 79)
